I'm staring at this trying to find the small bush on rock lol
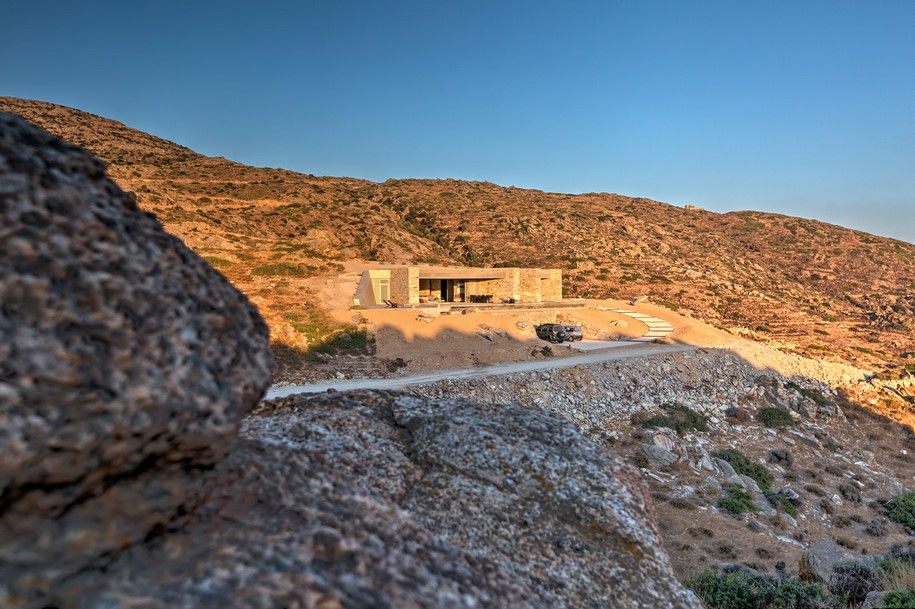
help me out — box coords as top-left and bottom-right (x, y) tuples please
(717, 485), (758, 516)
(639, 403), (709, 434)
(714, 448), (774, 492)
(757, 407), (795, 428)
(828, 560), (884, 603)
(887, 492), (915, 530)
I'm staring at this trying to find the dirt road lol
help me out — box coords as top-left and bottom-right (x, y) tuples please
(265, 341), (695, 398)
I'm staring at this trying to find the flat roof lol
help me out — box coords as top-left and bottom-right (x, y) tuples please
(418, 270), (504, 280)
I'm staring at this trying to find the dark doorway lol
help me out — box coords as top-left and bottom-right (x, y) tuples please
(439, 280), (448, 301)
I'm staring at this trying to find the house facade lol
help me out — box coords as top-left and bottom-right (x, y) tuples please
(354, 265), (562, 306)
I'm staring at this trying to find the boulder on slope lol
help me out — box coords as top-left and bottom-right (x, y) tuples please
(799, 539), (854, 584)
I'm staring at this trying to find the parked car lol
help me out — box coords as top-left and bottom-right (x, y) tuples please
(535, 323), (583, 343)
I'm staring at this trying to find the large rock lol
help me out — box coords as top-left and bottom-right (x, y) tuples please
(0, 113), (272, 605)
(859, 591), (887, 609)
(64, 392), (702, 608)
(799, 539), (853, 584)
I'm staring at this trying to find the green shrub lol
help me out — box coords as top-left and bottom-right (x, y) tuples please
(884, 589), (915, 608)
(305, 327), (370, 360)
(713, 448), (774, 492)
(757, 407), (795, 428)
(880, 556), (915, 594)
(687, 568), (824, 609)
(653, 297), (680, 311)
(784, 381), (831, 406)
(886, 492), (915, 530)
(640, 403), (709, 434)
(774, 494), (798, 518)
(203, 255), (233, 269)
(251, 262), (310, 277)
(717, 485), (758, 516)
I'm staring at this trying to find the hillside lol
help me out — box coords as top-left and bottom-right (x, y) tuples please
(2, 96), (914, 372)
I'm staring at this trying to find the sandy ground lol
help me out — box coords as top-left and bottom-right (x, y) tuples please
(352, 305), (646, 372)
(618, 301), (870, 385)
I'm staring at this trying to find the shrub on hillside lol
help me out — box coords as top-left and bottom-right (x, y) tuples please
(880, 555), (915, 594)
(203, 255), (233, 269)
(886, 492), (915, 530)
(717, 485), (757, 516)
(251, 262), (316, 277)
(828, 560), (884, 603)
(713, 448), (775, 492)
(768, 493), (798, 518)
(687, 568), (824, 609)
(784, 381), (831, 406)
(639, 403), (709, 434)
(306, 327), (370, 360)
(884, 589), (915, 608)
(757, 407), (795, 428)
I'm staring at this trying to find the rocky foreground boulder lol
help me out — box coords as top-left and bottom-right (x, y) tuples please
(0, 113), (700, 608)
(0, 112), (272, 605)
(69, 392), (702, 608)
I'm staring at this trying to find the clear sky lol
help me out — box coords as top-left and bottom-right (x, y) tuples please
(4, 1), (914, 243)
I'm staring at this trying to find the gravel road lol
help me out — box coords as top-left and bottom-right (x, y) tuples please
(266, 341), (695, 398)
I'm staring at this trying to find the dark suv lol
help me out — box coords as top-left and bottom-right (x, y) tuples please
(535, 323), (583, 343)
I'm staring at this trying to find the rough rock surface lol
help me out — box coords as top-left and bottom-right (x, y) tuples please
(859, 591), (887, 609)
(799, 540), (854, 584)
(0, 113), (272, 605)
(64, 391), (702, 608)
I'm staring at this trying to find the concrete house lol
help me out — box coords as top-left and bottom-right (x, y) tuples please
(354, 265), (562, 307)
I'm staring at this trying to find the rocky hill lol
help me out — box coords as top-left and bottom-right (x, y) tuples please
(2, 96), (914, 373)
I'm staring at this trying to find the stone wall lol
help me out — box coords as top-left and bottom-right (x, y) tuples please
(519, 268), (542, 302)
(390, 266), (419, 304)
(541, 269), (563, 301)
(466, 274), (516, 301)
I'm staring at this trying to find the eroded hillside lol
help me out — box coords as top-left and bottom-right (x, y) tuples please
(3, 96), (913, 373)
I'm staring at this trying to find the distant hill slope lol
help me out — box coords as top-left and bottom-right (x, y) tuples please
(3, 96), (913, 368)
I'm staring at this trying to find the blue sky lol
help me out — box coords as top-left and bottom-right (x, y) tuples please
(4, 1), (914, 243)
